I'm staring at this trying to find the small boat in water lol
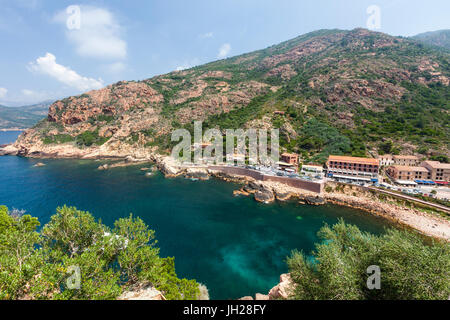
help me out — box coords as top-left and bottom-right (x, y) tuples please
(190, 178), (199, 181)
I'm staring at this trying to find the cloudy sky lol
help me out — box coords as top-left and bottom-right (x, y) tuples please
(0, 0), (449, 106)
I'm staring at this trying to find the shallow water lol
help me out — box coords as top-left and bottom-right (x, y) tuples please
(0, 133), (392, 299)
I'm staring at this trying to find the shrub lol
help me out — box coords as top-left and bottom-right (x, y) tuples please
(0, 206), (201, 300)
(287, 220), (450, 300)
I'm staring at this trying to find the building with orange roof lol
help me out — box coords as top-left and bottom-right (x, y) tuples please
(326, 155), (380, 183)
(281, 153), (299, 166)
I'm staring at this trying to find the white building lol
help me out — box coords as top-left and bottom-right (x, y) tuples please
(301, 165), (324, 178)
(377, 154), (394, 166)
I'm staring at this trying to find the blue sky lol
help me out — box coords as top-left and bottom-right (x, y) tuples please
(0, 0), (449, 106)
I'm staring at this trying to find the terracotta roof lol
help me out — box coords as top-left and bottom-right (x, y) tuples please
(327, 155), (379, 165)
(422, 161), (450, 169)
(281, 153), (299, 158)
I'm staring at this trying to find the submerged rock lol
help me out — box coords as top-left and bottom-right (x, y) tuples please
(33, 162), (46, 167)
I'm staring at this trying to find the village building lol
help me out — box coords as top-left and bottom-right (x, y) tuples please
(393, 155), (420, 166)
(301, 165), (324, 179)
(421, 161), (450, 183)
(377, 154), (394, 166)
(326, 155), (380, 183)
(386, 165), (431, 186)
(277, 153), (299, 173)
(281, 153), (299, 166)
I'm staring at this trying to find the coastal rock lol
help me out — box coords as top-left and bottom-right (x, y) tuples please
(305, 196), (326, 205)
(158, 156), (183, 177)
(243, 181), (264, 194)
(233, 189), (250, 197)
(254, 189), (275, 203)
(255, 293), (270, 300)
(98, 164), (109, 170)
(118, 286), (165, 300)
(275, 192), (294, 201)
(238, 296), (254, 301)
(185, 168), (210, 180)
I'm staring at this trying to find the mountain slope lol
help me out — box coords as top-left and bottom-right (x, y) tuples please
(10, 28), (450, 162)
(0, 102), (51, 129)
(412, 30), (450, 50)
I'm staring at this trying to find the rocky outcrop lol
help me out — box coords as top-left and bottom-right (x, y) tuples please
(268, 274), (295, 300)
(254, 189), (275, 203)
(118, 286), (165, 301)
(240, 273), (295, 301)
(304, 196), (326, 205)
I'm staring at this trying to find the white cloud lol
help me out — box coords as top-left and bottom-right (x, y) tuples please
(54, 6), (127, 60)
(28, 53), (104, 91)
(217, 43), (231, 59)
(199, 32), (214, 39)
(0, 88), (7, 99)
(175, 58), (201, 71)
(103, 62), (126, 74)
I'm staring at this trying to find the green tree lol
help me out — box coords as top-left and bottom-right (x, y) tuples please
(287, 220), (450, 300)
(0, 206), (201, 300)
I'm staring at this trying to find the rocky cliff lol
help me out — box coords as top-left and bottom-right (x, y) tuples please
(5, 28), (449, 162)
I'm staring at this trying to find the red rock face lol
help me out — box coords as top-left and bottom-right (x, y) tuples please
(48, 82), (164, 125)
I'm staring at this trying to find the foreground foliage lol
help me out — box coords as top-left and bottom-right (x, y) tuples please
(287, 220), (450, 300)
(0, 205), (200, 300)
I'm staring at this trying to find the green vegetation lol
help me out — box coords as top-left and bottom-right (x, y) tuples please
(294, 118), (352, 163)
(76, 130), (110, 147)
(0, 205), (201, 300)
(88, 114), (115, 124)
(287, 220), (450, 300)
(43, 134), (75, 145)
(204, 92), (274, 130)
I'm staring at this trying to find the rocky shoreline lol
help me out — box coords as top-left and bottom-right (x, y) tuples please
(1, 144), (449, 241)
(151, 156), (450, 242)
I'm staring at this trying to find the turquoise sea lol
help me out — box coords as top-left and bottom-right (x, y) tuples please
(0, 131), (392, 299)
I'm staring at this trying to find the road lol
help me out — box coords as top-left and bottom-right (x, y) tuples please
(368, 187), (450, 214)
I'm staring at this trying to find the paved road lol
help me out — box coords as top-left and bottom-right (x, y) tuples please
(368, 187), (450, 214)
